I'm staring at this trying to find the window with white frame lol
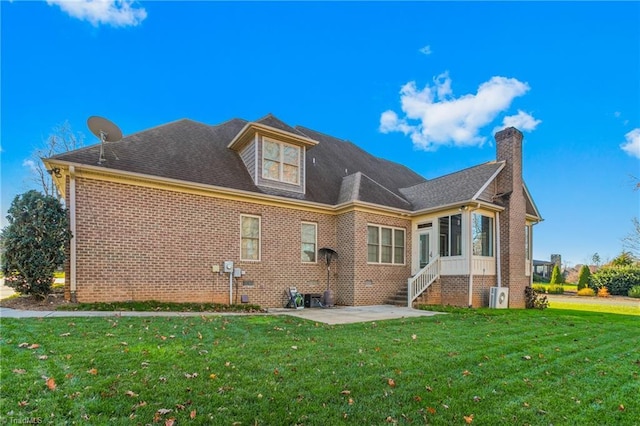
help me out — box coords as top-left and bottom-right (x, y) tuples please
(301, 222), (317, 262)
(367, 225), (405, 264)
(240, 215), (260, 261)
(472, 213), (494, 256)
(262, 139), (300, 184)
(439, 214), (462, 257)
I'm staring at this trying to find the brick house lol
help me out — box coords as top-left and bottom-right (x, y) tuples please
(44, 114), (541, 308)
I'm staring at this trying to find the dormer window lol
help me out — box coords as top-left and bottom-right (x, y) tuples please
(262, 138), (300, 185)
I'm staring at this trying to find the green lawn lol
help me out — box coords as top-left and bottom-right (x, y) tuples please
(1, 309), (638, 425)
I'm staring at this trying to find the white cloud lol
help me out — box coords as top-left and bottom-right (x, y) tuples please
(380, 73), (534, 150)
(419, 45), (432, 55)
(23, 159), (38, 173)
(47, 0), (147, 27)
(621, 128), (640, 159)
(493, 110), (541, 134)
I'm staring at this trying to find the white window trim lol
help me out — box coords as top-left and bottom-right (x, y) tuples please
(367, 224), (406, 265)
(301, 221), (317, 263)
(471, 213), (495, 258)
(240, 214), (261, 262)
(261, 137), (301, 185)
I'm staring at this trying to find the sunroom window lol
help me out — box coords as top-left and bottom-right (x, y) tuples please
(472, 213), (494, 256)
(262, 139), (300, 184)
(439, 214), (462, 257)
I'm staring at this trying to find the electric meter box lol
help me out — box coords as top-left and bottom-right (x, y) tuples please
(223, 261), (234, 273)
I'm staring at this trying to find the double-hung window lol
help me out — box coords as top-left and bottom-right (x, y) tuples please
(367, 225), (405, 264)
(262, 139), (300, 184)
(240, 215), (260, 261)
(301, 222), (317, 262)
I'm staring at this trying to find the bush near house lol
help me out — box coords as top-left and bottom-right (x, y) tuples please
(628, 286), (640, 298)
(576, 265), (591, 290)
(532, 284), (547, 294)
(549, 264), (565, 285)
(546, 284), (564, 295)
(576, 288), (595, 297)
(1, 190), (71, 299)
(590, 265), (640, 296)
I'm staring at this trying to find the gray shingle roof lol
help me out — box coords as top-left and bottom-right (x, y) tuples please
(50, 115), (518, 214)
(400, 162), (504, 211)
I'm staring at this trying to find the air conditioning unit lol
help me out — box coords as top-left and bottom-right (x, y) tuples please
(490, 287), (509, 309)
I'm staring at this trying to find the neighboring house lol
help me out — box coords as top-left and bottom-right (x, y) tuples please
(533, 259), (555, 280)
(44, 114), (542, 308)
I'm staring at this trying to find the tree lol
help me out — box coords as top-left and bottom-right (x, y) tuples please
(1, 190), (71, 299)
(609, 251), (636, 267)
(591, 252), (601, 268)
(25, 121), (83, 198)
(621, 218), (640, 260)
(577, 265), (591, 290)
(549, 264), (564, 285)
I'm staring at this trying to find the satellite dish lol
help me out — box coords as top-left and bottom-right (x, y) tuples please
(87, 116), (122, 165)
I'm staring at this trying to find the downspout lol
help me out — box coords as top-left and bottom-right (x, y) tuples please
(496, 211), (501, 288)
(468, 204), (481, 308)
(69, 166), (77, 302)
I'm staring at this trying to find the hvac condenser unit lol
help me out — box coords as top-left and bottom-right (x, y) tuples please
(489, 287), (509, 309)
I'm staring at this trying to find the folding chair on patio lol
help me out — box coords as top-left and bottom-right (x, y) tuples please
(285, 287), (304, 309)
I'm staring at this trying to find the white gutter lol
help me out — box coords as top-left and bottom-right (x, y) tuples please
(69, 166), (77, 302)
(496, 211), (501, 288)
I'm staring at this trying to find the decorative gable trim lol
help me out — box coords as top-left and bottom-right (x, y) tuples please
(228, 122), (319, 152)
(471, 161), (505, 201)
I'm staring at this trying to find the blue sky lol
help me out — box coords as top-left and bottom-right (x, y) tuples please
(1, 1), (639, 267)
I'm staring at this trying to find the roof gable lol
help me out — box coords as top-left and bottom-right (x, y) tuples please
(400, 162), (504, 211)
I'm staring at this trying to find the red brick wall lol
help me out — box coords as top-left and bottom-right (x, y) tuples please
(414, 274), (496, 308)
(66, 177), (414, 308)
(68, 177), (339, 307)
(350, 211), (412, 305)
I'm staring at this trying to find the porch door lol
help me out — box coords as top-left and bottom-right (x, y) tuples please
(419, 230), (431, 269)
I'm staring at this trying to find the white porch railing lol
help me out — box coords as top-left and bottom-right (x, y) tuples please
(408, 256), (440, 306)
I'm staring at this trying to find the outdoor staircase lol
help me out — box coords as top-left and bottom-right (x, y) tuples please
(385, 257), (441, 307)
(385, 287), (409, 306)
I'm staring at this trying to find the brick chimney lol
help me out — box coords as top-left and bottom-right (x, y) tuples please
(495, 127), (528, 308)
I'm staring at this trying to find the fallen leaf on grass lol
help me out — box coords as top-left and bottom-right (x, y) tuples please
(46, 377), (56, 390)
(462, 370), (471, 376)
(348, 398), (354, 405)
(38, 355), (48, 360)
(209, 374), (217, 379)
(60, 333), (71, 337)
(425, 385), (433, 392)
(411, 334), (417, 340)
(125, 390), (138, 397)
(413, 395), (422, 402)
(190, 410), (196, 419)
(87, 368), (98, 375)
(522, 355), (532, 360)
(426, 407), (436, 414)
(165, 418), (176, 426)
(18, 400), (28, 407)
(387, 378), (396, 387)
(619, 404), (625, 411)
(13, 369), (26, 374)
(28, 343), (40, 350)
(340, 390), (351, 395)
(464, 414), (474, 424)
(473, 396), (481, 402)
